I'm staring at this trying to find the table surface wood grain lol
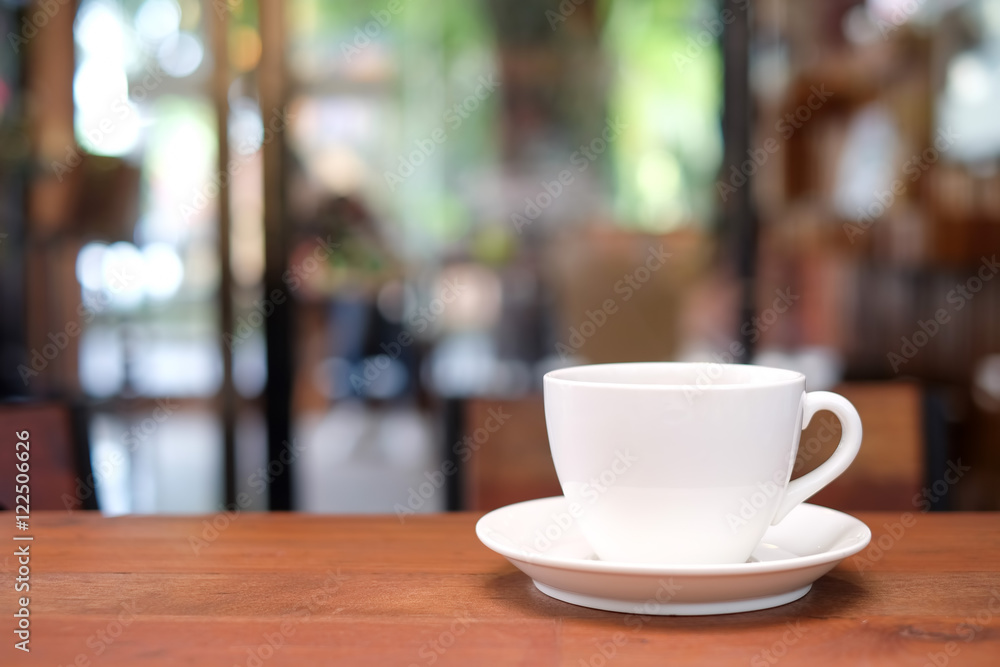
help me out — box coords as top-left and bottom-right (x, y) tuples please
(2, 510), (999, 666)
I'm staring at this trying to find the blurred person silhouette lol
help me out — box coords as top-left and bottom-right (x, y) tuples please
(302, 195), (417, 404)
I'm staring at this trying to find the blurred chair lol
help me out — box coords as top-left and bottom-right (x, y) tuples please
(543, 228), (707, 364)
(0, 400), (96, 511)
(797, 382), (924, 511)
(463, 396), (559, 512)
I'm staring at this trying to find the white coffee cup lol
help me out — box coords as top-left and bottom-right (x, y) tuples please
(543, 362), (862, 564)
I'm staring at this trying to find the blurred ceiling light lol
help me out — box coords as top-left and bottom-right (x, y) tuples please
(136, 212), (185, 247)
(157, 32), (204, 78)
(947, 52), (991, 104)
(75, 0), (128, 63)
(73, 56), (142, 156)
(73, 57), (128, 111)
(135, 0), (181, 44)
(142, 243), (185, 300)
(154, 107), (215, 180)
(229, 25), (262, 73)
(76, 105), (143, 157)
(76, 242), (108, 292)
(101, 242), (146, 309)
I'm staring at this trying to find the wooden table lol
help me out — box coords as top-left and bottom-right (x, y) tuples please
(2, 510), (999, 666)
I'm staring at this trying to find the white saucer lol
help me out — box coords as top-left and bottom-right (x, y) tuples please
(476, 496), (870, 616)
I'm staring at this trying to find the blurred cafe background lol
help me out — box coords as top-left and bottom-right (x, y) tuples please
(1, 0), (999, 516)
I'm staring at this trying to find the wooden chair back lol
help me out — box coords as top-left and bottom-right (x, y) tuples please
(0, 401), (93, 511)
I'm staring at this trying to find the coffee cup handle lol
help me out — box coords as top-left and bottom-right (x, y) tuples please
(771, 391), (863, 525)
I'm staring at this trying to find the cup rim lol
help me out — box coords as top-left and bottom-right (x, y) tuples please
(543, 361), (805, 390)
